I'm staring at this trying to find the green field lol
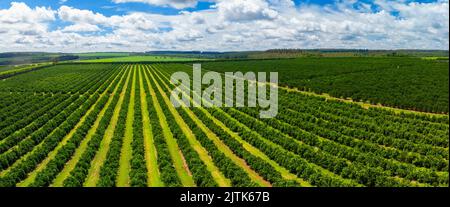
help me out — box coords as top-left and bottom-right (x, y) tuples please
(0, 64), (44, 73)
(422, 57), (449, 61)
(0, 53), (75, 65)
(0, 66), (8, 72)
(79, 56), (203, 63)
(0, 63), (53, 79)
(77, 52), (131, 57)
(202, 57), (449, 113)
(0, 61), (448, 187)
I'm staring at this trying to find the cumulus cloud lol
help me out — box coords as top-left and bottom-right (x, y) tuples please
(0, 2), (55, 24)
(58, 6), (161, 31)
(61, 23), (101, 32)
(0, 0), (448, 52)
(0, 2), (55, 50)
(213, 0), (278, 22)
(112, 0), (203, 9)
(58, 6), (109, 25)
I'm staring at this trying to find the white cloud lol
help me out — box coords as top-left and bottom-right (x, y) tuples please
(0, 2), (55, 50)
(0, 2), (55, 24)
(0, 0), (448, 52)
(112, 0), (203, 9)
(213, 0), (279, 22)
(58, 6), (109, 25)
(58, 6), (160, 31)
(110, 13), (159, 31)
(61, 23), (101, 32)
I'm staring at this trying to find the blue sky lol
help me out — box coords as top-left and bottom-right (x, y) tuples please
(0, 0), (439, 14)
(0, 0), (448, 52)
(0, 0), (440, 15)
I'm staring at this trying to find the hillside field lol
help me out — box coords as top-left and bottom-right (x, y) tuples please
(0, 63), (53, 79)
(76, 52), (131, 58)
(78, 56), (204, 63)
(202, 58), (449, 113)
(0, 61), (448, 187)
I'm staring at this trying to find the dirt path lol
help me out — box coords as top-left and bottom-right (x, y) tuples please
(83, 65), (133, 187)
(142, 65), (196, 187)
(137, 65), (163, 187)
(147, 66), (231, 187)
(116, 65), (137, 187)
(18, 66), (127, 187)
(150, 66), (271, 187)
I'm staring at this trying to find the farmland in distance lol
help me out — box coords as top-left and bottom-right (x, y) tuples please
(78, 56), (204, 63)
